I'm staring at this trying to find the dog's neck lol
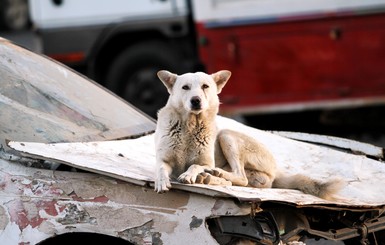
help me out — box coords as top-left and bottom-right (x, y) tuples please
(183, 107), (218, 129)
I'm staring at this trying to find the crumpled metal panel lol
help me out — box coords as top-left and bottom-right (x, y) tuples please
(8, 116), (385, 208)
(272, 131), (384, 159)
(0, 159), (249, 244)
(0, 38), (155, 147)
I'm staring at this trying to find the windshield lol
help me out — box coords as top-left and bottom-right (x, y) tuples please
(0, 38), (156, 150)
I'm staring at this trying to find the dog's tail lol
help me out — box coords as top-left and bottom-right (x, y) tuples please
(272, 173), (345, 200)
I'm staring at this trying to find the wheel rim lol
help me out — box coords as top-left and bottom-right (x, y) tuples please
(122, 67), (168, 118)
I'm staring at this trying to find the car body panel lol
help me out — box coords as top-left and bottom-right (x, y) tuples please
(0, 159), (250, 244)
(8, 116), (385, 208)
(0, 37), (155, 148)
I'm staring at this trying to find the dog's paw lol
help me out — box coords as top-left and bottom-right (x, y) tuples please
(196, 172), (212, 184)
(178, 172), (198, 184)
(154, 178), (171, 193)
(196, 172), (206, 184)
(246, 170), (271, 188)
(204, 174), (232, 186)
(196, 172), (232, 186)
(205, 168), (223, 177)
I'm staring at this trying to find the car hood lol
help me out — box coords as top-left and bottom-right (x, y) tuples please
(8, 116), (385, 209)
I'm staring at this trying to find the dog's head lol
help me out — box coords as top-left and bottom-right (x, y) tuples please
(157, 70), (231, 114)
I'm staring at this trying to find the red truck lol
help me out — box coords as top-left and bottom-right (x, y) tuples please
(28, 0), (385, 142)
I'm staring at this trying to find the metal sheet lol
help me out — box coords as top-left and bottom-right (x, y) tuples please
(0, 37), (155, 146)
(271, 131), (384, 158)
(0, 159), (245, 245)
(8, 116), (385, 208)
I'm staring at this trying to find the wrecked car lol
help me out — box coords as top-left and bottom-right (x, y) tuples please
(1, 37), (385, 245)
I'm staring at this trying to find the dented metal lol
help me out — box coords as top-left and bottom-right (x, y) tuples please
(0, 159), (250, 244)
(0, 37), (155, 149)
(8, 117), (385, 208)
(1, 37), (385, 244)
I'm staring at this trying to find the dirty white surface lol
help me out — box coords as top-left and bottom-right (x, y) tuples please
(0, 158), (241, 245)
(9, 116), (385, 208)
(272, 131), (384, 158)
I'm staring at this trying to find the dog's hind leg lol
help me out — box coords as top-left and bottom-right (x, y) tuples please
(213, 130), (249, 186)
(214, 129), (277, 187)
(246, 169), (274, 188)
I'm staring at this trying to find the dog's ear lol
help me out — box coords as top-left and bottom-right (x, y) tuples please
(157, 70), (177, 94)
(211, 70), (231, 94)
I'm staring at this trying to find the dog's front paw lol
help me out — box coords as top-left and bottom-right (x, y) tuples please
(205, 168), (223, 177)
(178, 172), (198, 184)
(196, 172), (210, 184)
(194, 172), (233, 186)
(154, 177), (171, 193)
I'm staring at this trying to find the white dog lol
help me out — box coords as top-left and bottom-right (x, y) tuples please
(154, 70), (342, 200)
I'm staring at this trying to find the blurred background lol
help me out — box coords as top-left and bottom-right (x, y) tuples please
(1, 0), (385, 147)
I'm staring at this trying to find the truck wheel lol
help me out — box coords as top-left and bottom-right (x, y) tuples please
(106, 41), (180, 118)
(0, 0), (29, 31)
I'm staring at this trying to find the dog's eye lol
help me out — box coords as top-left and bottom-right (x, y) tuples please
(202, 84), (209, 89)
(182, 85), (190, 90)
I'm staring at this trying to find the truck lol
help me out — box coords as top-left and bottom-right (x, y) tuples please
(27, 0), (385, 143)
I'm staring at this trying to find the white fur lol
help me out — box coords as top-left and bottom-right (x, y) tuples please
(154, 70), (342, 200)
(154, 70), (228, 192)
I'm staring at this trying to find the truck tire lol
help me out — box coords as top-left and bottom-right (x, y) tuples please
(106, 41), (181, 118)
(0, 0), (29, 31)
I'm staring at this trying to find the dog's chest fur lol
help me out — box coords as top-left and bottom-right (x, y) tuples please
(166, 114), (215, 164)
(168, 115), (213, 150)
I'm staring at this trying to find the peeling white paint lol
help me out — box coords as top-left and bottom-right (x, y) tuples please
(1, 158), (253, 244)
(0, 222), (23, 245)
(8, 116), (385, 207)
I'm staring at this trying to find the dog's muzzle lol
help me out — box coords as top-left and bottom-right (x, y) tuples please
(190, 96), (202, 110)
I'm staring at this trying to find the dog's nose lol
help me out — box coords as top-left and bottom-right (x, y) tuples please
(190, 96), (201, 110)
